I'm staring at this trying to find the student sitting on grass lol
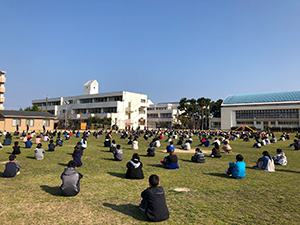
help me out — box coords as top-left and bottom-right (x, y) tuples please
(191, 148), (205, 163)
(80, 137), (87, 149)
(253, 151), (275, 172)
(60, 160), (83, 196)
(226, 154), (246, 179)
(3, 137), (12, 146)
(125, 153), (144, 179)
(166, 141), (175, 153)
(56, 137), (63, 147)
(210, 142), (222, 158)
(113, 144), (123, 161)
(288, 139), (300, 150)
(34, 143), (45, 160)
(3, 154), (22, 178)
(25, 138), (33, 148)
(252, 140), (261, 148)
(181, 140), (191, 150)
(48, 140), (55, 152)
(161, 150), (179, 169)
(139, 174), (169, 222)
(132, 138), (138, 150)
(12, 141), (21, 155)
(222, 141), (232, 153)
(110, 140), (117, 152)
(72, 147), (82, 167)
(272, 148), (287, 166)
(145, 143), (155, 158)
(35, 136), (41, 144)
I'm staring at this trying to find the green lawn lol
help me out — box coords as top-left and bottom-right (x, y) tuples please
(0, 132), (300, 225)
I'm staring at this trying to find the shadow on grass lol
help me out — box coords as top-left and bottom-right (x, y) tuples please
(26, 156), (36, 159)
(6, 152), (12, 154)
(275, 168), (300, 174)
(102, 158), (115, 161)
(40, 185), (62, 196)
(103, 203), (147, 221)
(147, 164), (163, 168)
(202, 172), (228, 179)
(107, 172), (126, 179)
(180, 159), (192, 162)
(0, 172), (4, 177)
(58, 163), (68, 167)
(66, 153), (73, 155)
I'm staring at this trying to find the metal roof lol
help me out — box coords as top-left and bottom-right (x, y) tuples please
(223, 91), (300, 105)
(0, 110), (56, 118)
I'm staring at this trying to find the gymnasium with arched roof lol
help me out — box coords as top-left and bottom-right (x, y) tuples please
(221, 91), (300, 131)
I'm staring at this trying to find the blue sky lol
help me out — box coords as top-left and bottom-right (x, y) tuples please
(1, 0), (300, 109)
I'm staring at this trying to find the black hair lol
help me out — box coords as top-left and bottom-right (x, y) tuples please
(14, 141), (19, 147)
(262, 151), (272, 160)
(236, 154), (243, 161)
(170, 141), (173, 145)
(195, 148), (201, 152)
(149, 174), (159, 187)
(37, 143), (42, 148)
(67, 160), (77, 168)
(112, 140), (116, 144)
(117, 144), (121, 149)
(276, 148), (282, 154)
(150, 142), (153, 147)
(50, 140), (53, 143)
(132, 153), (140, 162)
(9, 154), (16, 161)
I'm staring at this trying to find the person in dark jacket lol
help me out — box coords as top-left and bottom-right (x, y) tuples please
(3, 154), (22, 178)
(60, 160), (83, 196)
(72, 148), (82, 167)
(104, 133), (111, 147)
(139, 174), (169, 222)
(147, 143), (155, 157)
(12, 141), (21, 155)
(48, 140), (55, 151)
(210, 142), (222, 158)
(191, 148), (205, 163)
(125, 153), (144, 179)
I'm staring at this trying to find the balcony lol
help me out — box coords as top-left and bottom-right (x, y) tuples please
(0, 97), (4, 103)
(0, 87), (5, 93)
(0, 77), (6, 83)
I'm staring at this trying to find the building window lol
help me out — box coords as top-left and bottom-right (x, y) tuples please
(80, 99), (93, 104)
(271, 121), (276, 125)
(12, 119), (21, 126)
(148, 114), (159, 118)
(43, 120), (50, 127)
(160, 113), (172, 118)
(141, 99), (146, 103)
(26, 119), (34, 127)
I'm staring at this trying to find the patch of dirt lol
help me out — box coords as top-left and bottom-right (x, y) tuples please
(173, 187), (190, 192)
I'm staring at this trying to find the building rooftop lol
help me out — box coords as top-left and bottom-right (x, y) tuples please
(0, 110), (56, 118)
(223, 91), (300, 105)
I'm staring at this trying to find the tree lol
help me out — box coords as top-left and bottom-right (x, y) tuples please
(210, 99), (223, 118)
(177, 98), (197, 129)
(23, 104), (45, 112)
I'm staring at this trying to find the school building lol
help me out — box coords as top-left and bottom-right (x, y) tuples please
(32, 80), (152, 130)
(147, 102), (180, 129)
(0, 110), (56, 131)
(221, 91), (300, 131)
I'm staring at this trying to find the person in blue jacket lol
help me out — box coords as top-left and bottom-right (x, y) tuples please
(226, 154), (246, 179)
(25, 138), (33, 148)
(166, 141), (175, 153)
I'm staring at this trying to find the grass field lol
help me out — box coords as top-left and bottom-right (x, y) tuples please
(0, 132), (300, 225)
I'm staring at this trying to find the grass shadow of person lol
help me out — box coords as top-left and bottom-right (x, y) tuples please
(275, 168), (300, 174)
(40, 185), (62, 196)
(103, 203), (147, 221)
(102, 158), (115, 161)
(58, 163), (68, 167)
(147, 164), (163, 168)
(202, 172), (229, 179)
(66, 153), (73, 155)
(180, 159), (192, 162)
(107, 172), (126, 179)
(26, 156), (36, 159)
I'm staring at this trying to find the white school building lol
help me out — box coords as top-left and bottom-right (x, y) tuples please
(32, 80), (152, 130)
(221, 91), (300, 131)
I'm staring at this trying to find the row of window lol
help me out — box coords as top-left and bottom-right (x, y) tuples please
(236, 121), (299, 126)
(12, 119), (50, 127)
(236, 109), (299, 120)
(36, 101), (61, 107)
(81, 96), (123, 104)
(147, 113), (173, 118)
(74, 107), (117, 114)
(148, 107), (168, 111)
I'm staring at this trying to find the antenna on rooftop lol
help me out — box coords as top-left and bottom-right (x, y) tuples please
(84, 67), (86, 85)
